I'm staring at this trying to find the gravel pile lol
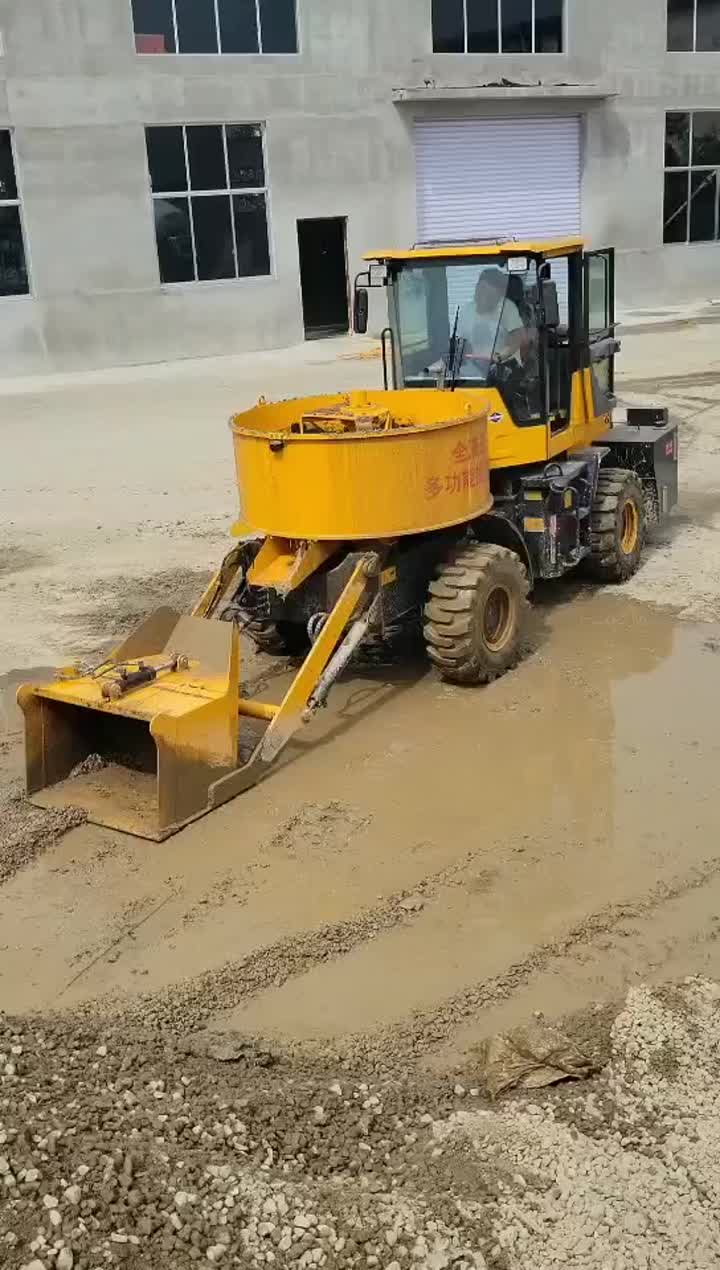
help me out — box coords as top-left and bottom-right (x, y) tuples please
(2, 978), (720, 1270)
(0, 1015), (489, 1270)
(433, 978), (720, 1269)
(0, 796), (86, 887)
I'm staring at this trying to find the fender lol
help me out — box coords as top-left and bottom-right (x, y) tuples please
(471, 511), (534, 586)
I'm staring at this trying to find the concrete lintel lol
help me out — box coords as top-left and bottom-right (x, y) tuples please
(393, 83), (616, 103)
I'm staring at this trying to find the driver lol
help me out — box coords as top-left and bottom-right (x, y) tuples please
(457, 267), (526, 368)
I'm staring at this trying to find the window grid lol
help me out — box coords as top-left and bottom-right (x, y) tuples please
(148, 123), (271, 285)
(135, 0), (298, 55)
(0, 130), (30, 298)
(212, 0), (222, 55)
(668, 0), (720, 51)
(436, 0), (562, 54)
(150, 127), (268, 198)
(664, 110), (720, 244)
(694, 0), (699, 48)
(179, 126), (198, 280)
(221, 125), (240, 279)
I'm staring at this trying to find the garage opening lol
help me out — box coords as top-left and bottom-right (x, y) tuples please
(297, 217), (350, 339)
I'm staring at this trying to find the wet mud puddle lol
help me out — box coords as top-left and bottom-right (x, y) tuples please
(209, 593), (720, 1052)
(2, 593), (720, 1065)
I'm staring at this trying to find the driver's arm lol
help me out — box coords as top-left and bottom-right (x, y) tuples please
(494, 299), (527, 361)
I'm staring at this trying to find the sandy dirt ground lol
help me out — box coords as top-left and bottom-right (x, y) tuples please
(3, 323), (720, 1269)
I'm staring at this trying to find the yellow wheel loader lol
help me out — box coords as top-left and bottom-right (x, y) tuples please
(19, 238), (678, 840)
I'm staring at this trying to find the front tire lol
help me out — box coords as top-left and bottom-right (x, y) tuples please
(244, 616), (309, 657)
(587, 468), (645, 582)
(423, 543), (530, 685)
(224, 542), (310, 656)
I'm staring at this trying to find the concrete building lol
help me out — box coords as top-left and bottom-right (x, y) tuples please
(0, 0), (719, 375)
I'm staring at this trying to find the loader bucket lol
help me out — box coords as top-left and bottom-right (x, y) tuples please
(18, 609), (240, 841)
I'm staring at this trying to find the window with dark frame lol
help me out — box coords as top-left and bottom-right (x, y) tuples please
(664, 111), (720, 243)
(145, 124), (271, 284)
(0, 131), (29, 298)
(131, 0), (298, 54)
(431, 0), (563, 53)
(667, 0), (720, 51)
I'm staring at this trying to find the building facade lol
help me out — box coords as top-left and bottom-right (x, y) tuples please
(0, 0), (719, 374)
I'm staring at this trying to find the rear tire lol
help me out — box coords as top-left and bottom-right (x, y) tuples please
(423, 543), (530, 685)
(587, 468), (645, 583)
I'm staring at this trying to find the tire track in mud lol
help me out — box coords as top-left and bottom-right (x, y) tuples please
(63, 847), (720, 1070)
(349, 851), (720, 1069)
(69, 889), (420, 1035)
(65, 840), (472, 1034)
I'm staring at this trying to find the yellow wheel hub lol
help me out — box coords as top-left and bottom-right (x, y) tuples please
(482, 586), (513, 652)
(620, 500), (640, 555)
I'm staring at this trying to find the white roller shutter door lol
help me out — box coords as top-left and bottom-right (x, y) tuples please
(414, 116), (581, 316)
(415, 116), (581, 241)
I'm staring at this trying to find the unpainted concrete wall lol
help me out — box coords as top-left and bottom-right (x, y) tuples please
(0, 0), (717, 373)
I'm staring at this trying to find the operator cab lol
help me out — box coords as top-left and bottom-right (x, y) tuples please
(354, 238), (617, 437)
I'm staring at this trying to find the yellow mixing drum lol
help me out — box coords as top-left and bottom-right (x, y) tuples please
(230, 389), (492, 540)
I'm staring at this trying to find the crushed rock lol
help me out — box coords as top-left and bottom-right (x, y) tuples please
(2, 979), (720, 1268)
(0, 1012), (488, 1270)
(0, 795), (86, 886)
(68, 753), (107, 779)
(432, 976), (720, 1269)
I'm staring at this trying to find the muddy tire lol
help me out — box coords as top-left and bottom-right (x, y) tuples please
(423, 543), (530, 685)
(227, 541), (309, 656)
(586, 468), (645, 583)
(244, 617), (309, 657)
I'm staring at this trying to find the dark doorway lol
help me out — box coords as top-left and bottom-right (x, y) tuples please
(297, 217), (349, 338)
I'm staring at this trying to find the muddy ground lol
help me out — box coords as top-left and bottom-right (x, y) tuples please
(2, 323), (720, 1268)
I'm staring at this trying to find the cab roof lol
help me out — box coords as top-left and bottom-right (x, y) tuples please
(364, 237), (584, 262)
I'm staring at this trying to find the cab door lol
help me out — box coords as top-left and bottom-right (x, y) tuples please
(584, 248), (617, 400)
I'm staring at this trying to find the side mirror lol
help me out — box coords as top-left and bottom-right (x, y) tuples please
(353, 287), (369, 335)
(541, 279), (560, 329)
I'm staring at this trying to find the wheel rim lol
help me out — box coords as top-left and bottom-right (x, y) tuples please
(620, 499), (640, 554)
(482, 586), (513, 652)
